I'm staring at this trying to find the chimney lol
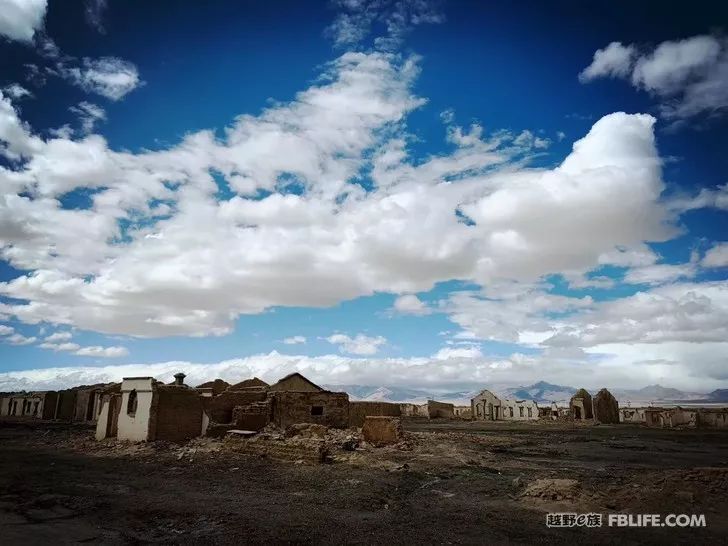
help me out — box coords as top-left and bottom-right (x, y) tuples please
(173, 372), (186, 386)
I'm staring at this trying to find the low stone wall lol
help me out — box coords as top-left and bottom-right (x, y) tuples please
(349, 401), (401, 427)
(427, 400), (455, 419)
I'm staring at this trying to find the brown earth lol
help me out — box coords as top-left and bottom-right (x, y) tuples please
(1, 418), (727, 544)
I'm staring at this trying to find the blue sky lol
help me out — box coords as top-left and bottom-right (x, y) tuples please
(0, 0), (726, 392)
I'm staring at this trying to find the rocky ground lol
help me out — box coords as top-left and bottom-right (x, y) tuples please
(1, 418), (727, 544)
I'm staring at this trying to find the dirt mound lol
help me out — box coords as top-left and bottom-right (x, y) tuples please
(522, 478), (581, 501)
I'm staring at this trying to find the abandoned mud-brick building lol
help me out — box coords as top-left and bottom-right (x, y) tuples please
(349, 401), (401, 427)
(592, 388), (619, 424)
(472, 389), (502, 420)
(1, 391), (58, 419)
(55, 388), (78, 420)
(471, 389), (539, 421)
(569, 389), (593, 420)
(270, 390), (349, 429)
(96, 375), (205, 443)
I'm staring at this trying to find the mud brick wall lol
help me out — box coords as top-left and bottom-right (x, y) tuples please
(54, 390), (76, 420)
(349, 401), (401, 427)
(593, 389), (619, 424)
(234, 439), (328, 463)
(362, 416), (403, 446)
(73, 389), (99, 422)
(427, 400), (455, 419)
(153, 388), (204, 443)
(205, 390), (267, 424)
(232, 401), (271, 431)
(41, 392), (58, 419)
(271, 391), (349, 429)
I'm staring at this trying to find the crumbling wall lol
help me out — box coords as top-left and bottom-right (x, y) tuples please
(55, 389), (77, 420)
(205, 389), (267, 424)
(620, 407), (646, 423)
(698, 409), (728, 428)
(73, 388), (97, 422)
(154, 387), (204, 443)
(569, 389), (593, 420)
(271, 391), (349, 429)
(117, 378), (155, 442)
(593, 388), (619, 424)
(232, 438), (329, 463)
(453, 406), (472, 419)
(427, 400), (455, 419)
(41, 392), (58, 419)
(362, 416), (403, 446)
(471, 389), (502, 421)
(349, 401), (401, 427)
(231, 400), (271, 431)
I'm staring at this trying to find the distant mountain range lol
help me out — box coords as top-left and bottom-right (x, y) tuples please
(322, 381), (728, 405)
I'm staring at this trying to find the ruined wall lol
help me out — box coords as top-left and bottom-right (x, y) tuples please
(620, 407), (646, 423)
(453, 406), (472, 419)
(569, 389), (593, 420)
(55, 390), (77, 420)
(471, 390), (502, 421)
(0, 395), (10, 416)
(73, 388), (96, 422)
(271, 391), (349, 429)
(205, 389), (267, 424)
(117, 378), (155, 442)
(232, 401), (271, 431)
(41, 392), (58, 419)
(349, 401), (401, 427)
(593, 389), (619, 424)
(698, 409), (728, 428)
(500, 399), (539, 421)
(153, 387), (204, 443)
(427, 400), (455, 419)
(362, 416), (403, 446)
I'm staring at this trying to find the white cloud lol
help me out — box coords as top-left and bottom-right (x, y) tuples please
(433, 345), (482, 360)
(282, 335), (306, 345)
(326, 333), (387, 355)
(84, 0), (108, 33)
(69, 102), (106, 134)
(4, 333), (36, 345)
(622, 262), (697, 286)
(0, 324), (14, 336)
(579, 41), (636, 82)
(43, 331), (73, 342)
(326, 0), (444, 50)
(580, 34), (728, 121)
(61, 57), (141, 101)
(74, 345), (128, 357)
(0, 0), (47, 43)
(702, 242), (728, 268)
(1, 343), (726, 395)
(2, 83), (32, 100)
(392, 294), (430, 315)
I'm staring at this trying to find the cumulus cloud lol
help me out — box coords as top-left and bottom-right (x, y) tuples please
(282, 335), (307, 345)
(0, 0), (47, 43)
(74, 345), (128, 357)
(326, 333), (387, 355)
(580, 34), (728, 121)
(0, 45), (718, 359)
(392, 294), (430, 315)
(702, 242), (728, 268)
(4, 333), (36, 345)
(43, 331), (73, 342)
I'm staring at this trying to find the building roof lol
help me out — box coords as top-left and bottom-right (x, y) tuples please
(228, 377), (269, 390)
(267, 372), (323, 392)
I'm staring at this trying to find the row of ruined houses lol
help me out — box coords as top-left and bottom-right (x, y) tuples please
(0, 372), (472, 443)
(3, 377), (726, 441)
(471, 387), (728, 428)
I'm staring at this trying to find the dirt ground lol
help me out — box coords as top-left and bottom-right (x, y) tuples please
(1, 418), (727, 545)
